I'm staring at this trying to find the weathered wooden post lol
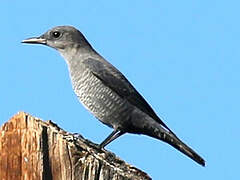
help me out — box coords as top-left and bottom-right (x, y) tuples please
(0, 112), (151, 180)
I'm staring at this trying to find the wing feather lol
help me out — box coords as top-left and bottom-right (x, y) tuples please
(82, 58), (176, 135)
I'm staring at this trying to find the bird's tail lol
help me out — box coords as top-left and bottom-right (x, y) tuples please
(147, 124), (205, 166)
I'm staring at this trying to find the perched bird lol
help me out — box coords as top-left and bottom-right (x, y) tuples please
(22, 26), (205, 166)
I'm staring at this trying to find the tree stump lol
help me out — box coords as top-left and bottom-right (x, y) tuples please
(0, 112), (151, 180)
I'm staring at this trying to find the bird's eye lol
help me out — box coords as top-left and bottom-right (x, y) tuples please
(52, 31), (61, 38)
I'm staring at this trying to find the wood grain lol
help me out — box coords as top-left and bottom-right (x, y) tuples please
(0, 112), (151, 180)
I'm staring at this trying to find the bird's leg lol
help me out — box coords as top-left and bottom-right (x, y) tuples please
(99, 129), (125, 148)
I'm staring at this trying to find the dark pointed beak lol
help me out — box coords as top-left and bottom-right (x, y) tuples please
(21, 36), (46, 45)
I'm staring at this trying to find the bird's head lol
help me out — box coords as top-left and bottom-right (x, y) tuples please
(22, 26), (90, 50)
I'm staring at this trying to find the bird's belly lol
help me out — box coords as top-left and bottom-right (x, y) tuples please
(72, 70), (131, 128)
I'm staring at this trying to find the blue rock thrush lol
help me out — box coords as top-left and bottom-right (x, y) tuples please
(22, 26), (205, 166)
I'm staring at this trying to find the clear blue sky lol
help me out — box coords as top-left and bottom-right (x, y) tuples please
(1, 1), (239, 179)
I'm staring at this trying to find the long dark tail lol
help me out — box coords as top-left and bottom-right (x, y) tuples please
(148, 125), (205, 166)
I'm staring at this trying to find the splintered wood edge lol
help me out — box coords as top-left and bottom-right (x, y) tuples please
(0, 112), (151, 180)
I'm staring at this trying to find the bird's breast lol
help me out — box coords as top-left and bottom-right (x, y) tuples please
(69, 66), (132, 128)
